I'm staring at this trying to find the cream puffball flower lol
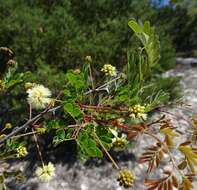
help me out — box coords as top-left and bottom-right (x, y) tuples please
(27, 84), (52, 110)
(35, 162), (55, 182)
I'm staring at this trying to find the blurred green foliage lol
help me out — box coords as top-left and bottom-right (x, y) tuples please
(154, 1), (197, 55)
(0, 0), (176, 77)
(0, 0), (195, 126)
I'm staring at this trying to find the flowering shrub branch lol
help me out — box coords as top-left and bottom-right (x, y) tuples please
(0, 20), (197, 190)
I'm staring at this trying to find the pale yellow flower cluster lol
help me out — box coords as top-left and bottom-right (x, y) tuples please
(35, 162), (55, 182)
(113, 134), (128, 151)
(110, 128), (128, 151)
(101, 64), (117, 76)
(129, 104), (147, 120)
(16, 146), (28, 158)
(26, 84), (52, 110)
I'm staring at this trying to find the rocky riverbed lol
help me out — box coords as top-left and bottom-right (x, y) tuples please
(7, 63), (197, 190)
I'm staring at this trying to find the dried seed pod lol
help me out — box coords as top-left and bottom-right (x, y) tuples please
(0, 47), (15, 77)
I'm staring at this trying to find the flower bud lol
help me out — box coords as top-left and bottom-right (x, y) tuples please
(5, 123), (12, 129)
(24, 82), (35, 90)
(85, 55), (92, 63)
(73, 68), (81, 74)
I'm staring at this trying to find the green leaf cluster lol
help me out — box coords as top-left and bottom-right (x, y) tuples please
(128, 20), (160, 70)
(77, 128), (103, 158)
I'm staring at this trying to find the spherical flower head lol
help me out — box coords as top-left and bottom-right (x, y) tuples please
(101, 64), (117, 77)
(35, 162), (55, 182)
(16, 146), (28, 158)
(27, 84), (52, 110)
(117, 169), (135, 188)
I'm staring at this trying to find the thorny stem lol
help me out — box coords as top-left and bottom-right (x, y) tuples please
(0, 76), (121, 145)
(0, 105), (61, 145)
(72, 124), (83, 139)
(79, 104), (128, 113)
(11, 131), (37, 139)
(93, 129), (120, 170)
(30, 129), (44, 166)
(84, 75), (121, 95)
(32, 129), (44, 167)
(0, 112), (43, 145)
(88, 62), (95, 91)
(0, 127), (7, 134)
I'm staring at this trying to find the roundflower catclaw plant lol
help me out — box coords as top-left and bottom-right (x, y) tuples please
(0, 19), (196, 190)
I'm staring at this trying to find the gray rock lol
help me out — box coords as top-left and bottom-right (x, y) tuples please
(6, 65), (197, 190)
(176, 57), (197, 66)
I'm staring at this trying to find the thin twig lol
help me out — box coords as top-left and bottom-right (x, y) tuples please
(11, 131), (37, 139)
(93, 130), (120, 170)
(29, 104), (44, 167)
(0, 76), (121, 145)
(84, 75), (121, 95)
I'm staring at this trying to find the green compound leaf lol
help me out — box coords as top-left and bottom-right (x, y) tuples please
(96, 126), (113, 150)
(66, 70), (86, 90)
(46, 120), (60, 130)
(63, 89), (71, 97)
(64, 100), (82, 119)
(77, 130), (103, 158)
(53, 128), (65, 145)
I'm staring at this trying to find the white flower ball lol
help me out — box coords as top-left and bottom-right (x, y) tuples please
(27, 84), (52, 110)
